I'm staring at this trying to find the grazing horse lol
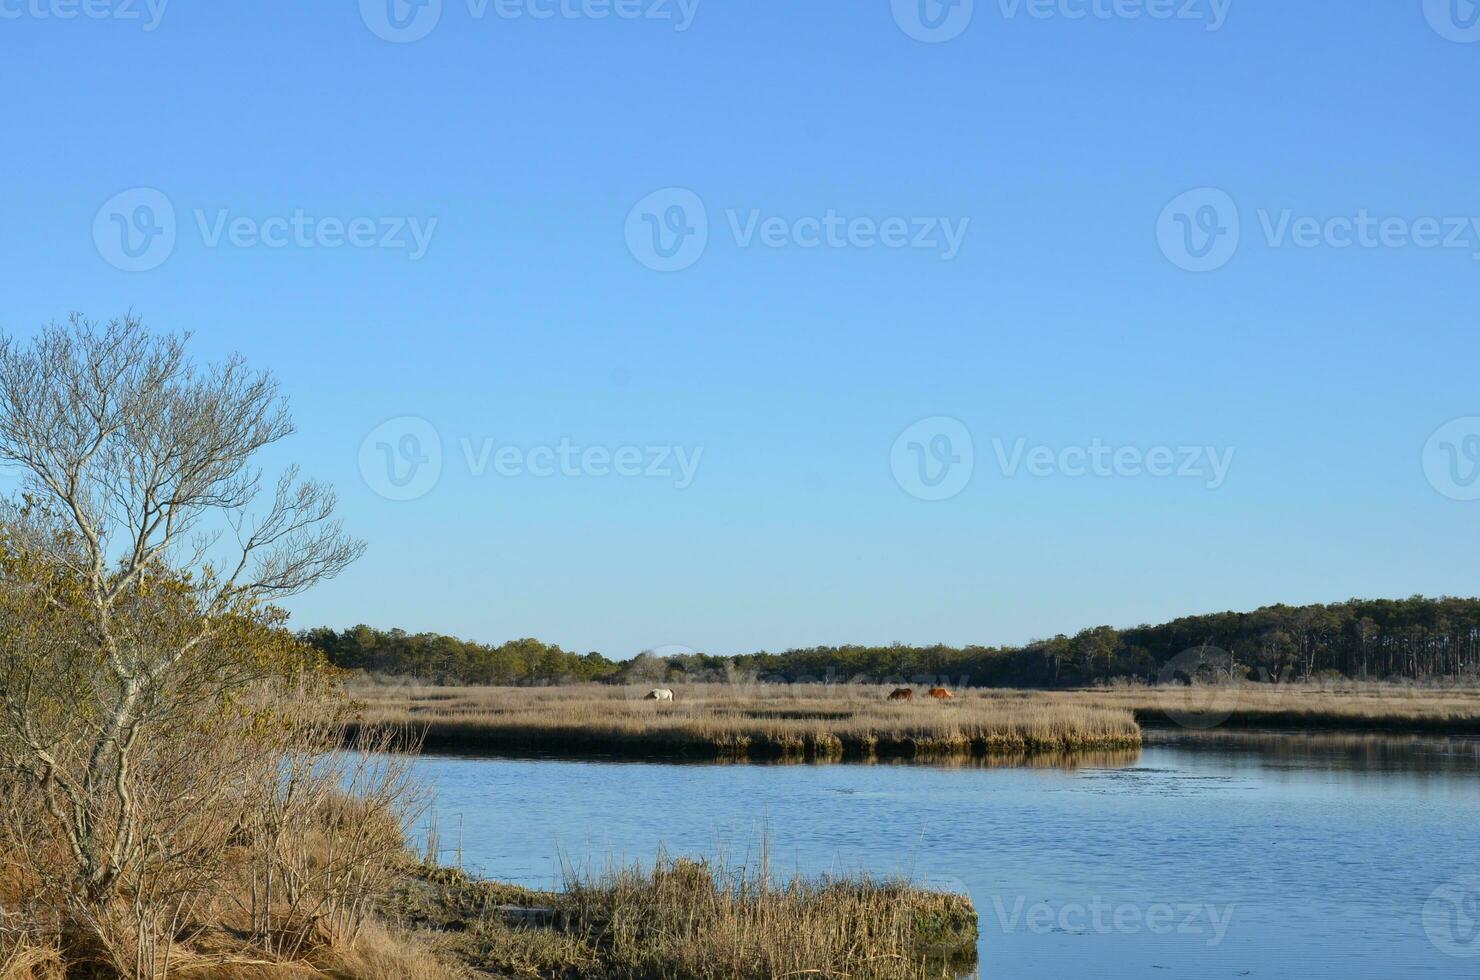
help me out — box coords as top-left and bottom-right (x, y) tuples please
(644, 688), (675, 701)
(928, 687), (954, 700)
(887, 688), (913, 702)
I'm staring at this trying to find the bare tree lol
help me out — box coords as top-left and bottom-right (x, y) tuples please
(0, 314), (363, 948)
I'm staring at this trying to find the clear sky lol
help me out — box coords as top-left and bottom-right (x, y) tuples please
(2, 0), (1478, 657)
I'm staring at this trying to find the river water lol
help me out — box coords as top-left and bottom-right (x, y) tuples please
(408, 733), (1480, 978)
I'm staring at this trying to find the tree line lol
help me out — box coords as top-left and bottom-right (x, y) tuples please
(303, 595), (1480, 687)
(299, 625), (622, 684)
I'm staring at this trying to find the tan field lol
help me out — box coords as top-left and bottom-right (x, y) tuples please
(346, 682), (1143, 760)
(347, 680), (1480, 763)
(1054, 682), (1480, 733)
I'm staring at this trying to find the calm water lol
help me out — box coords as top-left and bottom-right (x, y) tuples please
(409, 734), (1480, 979)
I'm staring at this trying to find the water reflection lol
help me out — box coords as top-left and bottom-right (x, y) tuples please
(421, 745), (1145, 772)
(850, 749), (1144, 771)
(1145, 728), (1480, 776)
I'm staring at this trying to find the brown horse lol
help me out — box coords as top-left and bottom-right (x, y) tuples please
(887, 688), (913, 702)
(928, 687), (954, 700)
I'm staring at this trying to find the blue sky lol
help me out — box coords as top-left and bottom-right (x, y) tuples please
(2, 0), (1478, 656)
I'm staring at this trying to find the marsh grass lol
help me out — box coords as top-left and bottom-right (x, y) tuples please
(347, 683), (1142, 761)
(1055, 682), (1480, 733)
(345, 680), (1480, 762)
(394, 853), (977, 980)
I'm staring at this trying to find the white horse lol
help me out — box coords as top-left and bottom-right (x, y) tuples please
(644, 688), (675, 701)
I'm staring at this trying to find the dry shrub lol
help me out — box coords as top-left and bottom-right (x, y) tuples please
(0, 682), (424, 979)
(227, 719), (422, 962)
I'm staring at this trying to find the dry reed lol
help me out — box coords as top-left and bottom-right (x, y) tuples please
(392, 853), (977, 980)
(346, 682), (1143, 761)
(1046, 681), (1480, 733)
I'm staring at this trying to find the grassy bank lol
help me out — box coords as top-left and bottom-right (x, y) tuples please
(393, 856), (977, 979)
(347, 683), (1143, 761)
(1049, 683), (1480, 734)
(1, 829), (975, 980)
(346, 682), (1480, 763)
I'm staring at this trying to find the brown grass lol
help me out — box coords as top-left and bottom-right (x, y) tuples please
(346, 682), (1143, 761)
(1050, 681), (1480, 733)
(346, 680), (1480, 764)
(393, 855), (977, 980)
(1, 688), (985, 979)
(0, 940), (63, 980)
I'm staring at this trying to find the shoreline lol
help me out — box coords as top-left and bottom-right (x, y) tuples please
(393, 858), (980, 978)
(344, 682), (1480, 765)
(354, 720), (1143, 763)
(1133, 708), (1480, 736)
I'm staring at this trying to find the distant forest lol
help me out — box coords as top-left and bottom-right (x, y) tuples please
(299, 596), (1480, 688)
